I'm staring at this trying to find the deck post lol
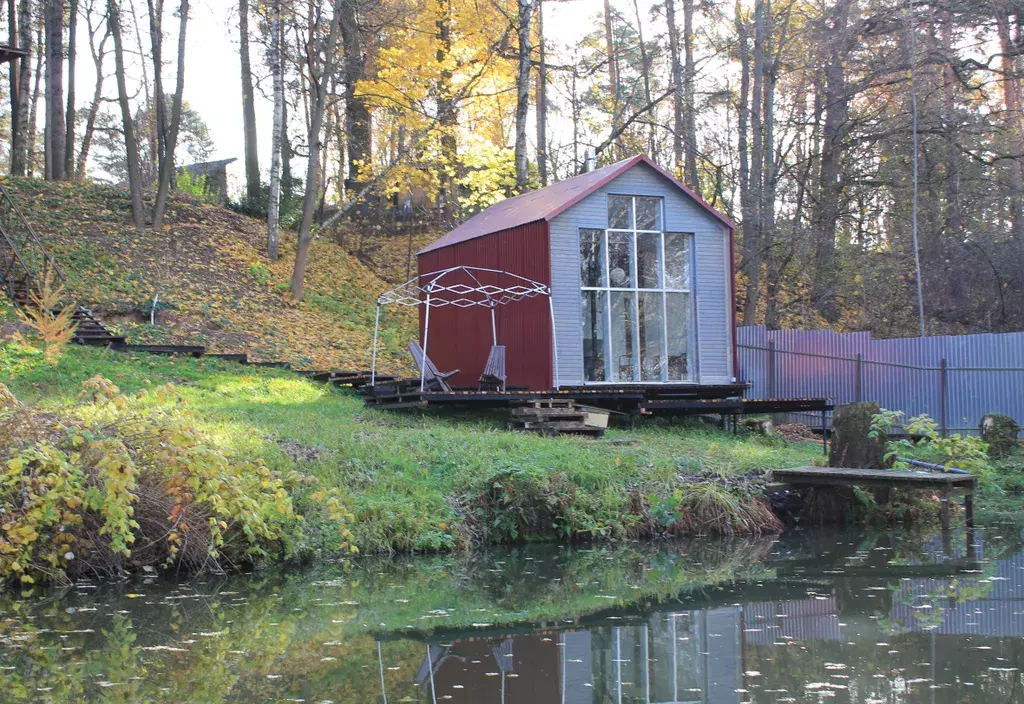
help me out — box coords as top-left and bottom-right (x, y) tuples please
(964, 492), (974, 528)
(940, 489), (950, 532)
(371, 302), (381, 386)
(855, 353), (863, 402)
(822, 409), (828, 456)
(939, 357), (948, 438)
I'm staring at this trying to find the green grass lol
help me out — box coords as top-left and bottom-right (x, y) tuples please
(1, 343), (823, 554)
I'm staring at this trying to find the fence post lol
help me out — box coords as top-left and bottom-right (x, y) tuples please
(855, 353), (863, 402)
(767, 339), (776, 398)
(939, 357), (948, 438)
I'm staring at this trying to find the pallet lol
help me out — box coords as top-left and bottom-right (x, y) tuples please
(507, 398), (606, 437)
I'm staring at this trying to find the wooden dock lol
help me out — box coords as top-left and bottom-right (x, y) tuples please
(771, 466), (977, 528)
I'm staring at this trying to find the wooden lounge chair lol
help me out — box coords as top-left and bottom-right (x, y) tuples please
(409, 341), (460, 392)
(478, 345), (507, 391)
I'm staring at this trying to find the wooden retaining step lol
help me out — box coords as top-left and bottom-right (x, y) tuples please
(118, 344), (206, 357)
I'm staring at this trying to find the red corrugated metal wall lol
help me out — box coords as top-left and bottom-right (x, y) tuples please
(416, 221), (552, 391)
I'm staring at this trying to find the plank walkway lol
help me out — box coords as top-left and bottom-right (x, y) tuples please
(772, 466), (977, 529)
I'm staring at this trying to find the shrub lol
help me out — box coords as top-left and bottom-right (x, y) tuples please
(175, 168), (214, 201)
(0, 376), (356, 585)
(15, 273), (77, 361)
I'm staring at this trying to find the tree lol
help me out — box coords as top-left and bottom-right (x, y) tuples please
(65, 0), (79, 177)
(7, 0), (20, 176)
(266, 0), (284, 261)
(147, 0), (166, 177)
(44, 0), (67, 180)
(665, 0), (684, 178)
(107, 0), (144, 230)
(151, 0), (190, 230)
(239, 0), (260, 203)
(338, 0), (371, 186)
(12, 0), (32, 173)
(513, 0), (533, 190)
(76, 0), (112, 177)
(289, 0), (343, 302)
(535, 0), (547, 186)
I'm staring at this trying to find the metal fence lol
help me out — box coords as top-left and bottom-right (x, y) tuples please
(737, 326), (1024, 434)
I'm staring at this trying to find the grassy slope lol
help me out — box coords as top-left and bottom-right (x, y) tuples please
(1, 177), (419, 372)
(2, 344), (823, 553)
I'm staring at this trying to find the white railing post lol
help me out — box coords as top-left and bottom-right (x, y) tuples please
(420, 286), (432, 392)
(549, 294), (560, 389)
(371, 302), (381, 385)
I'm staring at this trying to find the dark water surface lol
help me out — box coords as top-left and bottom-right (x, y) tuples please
(2, 527), (1024, 702)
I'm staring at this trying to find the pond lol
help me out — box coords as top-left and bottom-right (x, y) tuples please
(2, 526), (1023, 702)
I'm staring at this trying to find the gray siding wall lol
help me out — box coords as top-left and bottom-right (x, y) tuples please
(549, 162), (734, 385)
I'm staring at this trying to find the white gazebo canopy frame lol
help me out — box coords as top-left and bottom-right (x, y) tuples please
(371, 265), (559, 391)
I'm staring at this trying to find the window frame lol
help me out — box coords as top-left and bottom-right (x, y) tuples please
(578, 194), (697, 384)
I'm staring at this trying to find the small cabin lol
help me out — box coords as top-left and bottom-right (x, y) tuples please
(416, 154), (737, 391)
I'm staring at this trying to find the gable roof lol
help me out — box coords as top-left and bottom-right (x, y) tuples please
(419, 154), (735, 255)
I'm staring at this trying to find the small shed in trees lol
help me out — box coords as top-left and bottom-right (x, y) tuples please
(416, 154), (737, 391)
(181, 158), (237, 203)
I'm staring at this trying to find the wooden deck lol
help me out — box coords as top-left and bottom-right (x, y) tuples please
(772, 466), (977, 528)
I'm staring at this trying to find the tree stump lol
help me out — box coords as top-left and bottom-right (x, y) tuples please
(829, 402), (888, 469)
(979, 413), (1020, 458)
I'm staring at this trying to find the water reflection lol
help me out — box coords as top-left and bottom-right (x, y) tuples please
(2, 528), (1024, 702)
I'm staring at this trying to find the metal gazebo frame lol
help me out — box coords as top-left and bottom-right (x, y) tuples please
(371, 266), (559, 391)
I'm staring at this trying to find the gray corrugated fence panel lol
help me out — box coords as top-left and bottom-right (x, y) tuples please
(737, 326), (1024, 433)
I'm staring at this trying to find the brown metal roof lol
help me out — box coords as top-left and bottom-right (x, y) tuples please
(419, 154), (735, 255)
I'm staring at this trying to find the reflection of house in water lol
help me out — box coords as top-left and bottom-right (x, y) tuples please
(407, 595), (842, 703)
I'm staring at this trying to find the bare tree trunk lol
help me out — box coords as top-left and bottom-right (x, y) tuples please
(290, 0), (343, 302)
(810, 0), (853, 324)
(665, 0), (683, 177)
(535, 0), (547, 186)
(603, 0), (618, 159)
(997, 2), (1024, 246)
(631, 0), (654, 154)
(239, 0), (260, 203)
(267, 0), (283, 260)
(44, 0), (67, 181)
(682, 0), (698, 188)
(742, 0), (764, 323)
(77, 8), (111, 176)
(151, 0), (189, 230)
(64, 0), (78, 177)
(761, 0), (778, 329)
(436, 0), (457, 208)
(147, 0), (166, 181)
(736, 0), (759, 325)
(108, 0), (144, 231)
(26, 24), (43, 176)
(8, 0), (19, 175)
(940, 10), (961, 242)
(281, 94), (292, 204)
(11, 0), (32, 175)
(339, 0), (371, 184)
(514, 0), (533, 190)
